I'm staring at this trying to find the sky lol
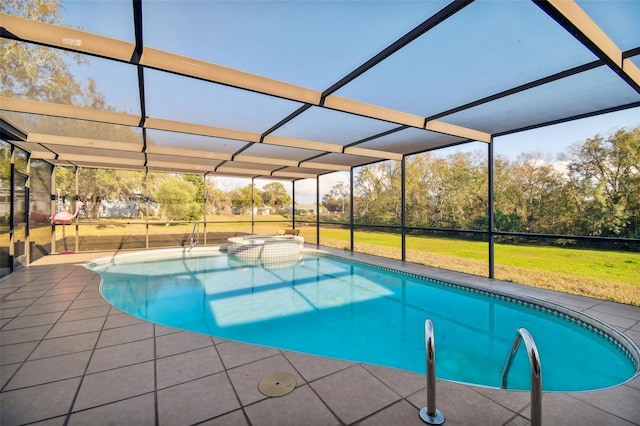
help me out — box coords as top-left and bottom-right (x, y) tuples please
(493, 108), (640, 159)
(54, 1), (640, 204)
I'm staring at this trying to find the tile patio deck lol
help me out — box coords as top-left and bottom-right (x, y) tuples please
(1, 249), (639, 425)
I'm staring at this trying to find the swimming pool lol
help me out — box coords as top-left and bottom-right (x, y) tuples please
(89, 247), (639, 392)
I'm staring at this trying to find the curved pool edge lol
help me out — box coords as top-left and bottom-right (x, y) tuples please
(311, 248), (640, 392)
(84, 245), (224, 269)
(85, 245), (640, 391)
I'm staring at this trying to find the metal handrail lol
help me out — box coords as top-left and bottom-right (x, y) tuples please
(500, 328), (542, 426)
(188, 222), (199, 251)
(419, 319), (444, 425)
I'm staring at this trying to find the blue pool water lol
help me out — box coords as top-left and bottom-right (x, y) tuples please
(92, 251), (639, 392)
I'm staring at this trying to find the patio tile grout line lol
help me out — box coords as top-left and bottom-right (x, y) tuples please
(0, 271), (95, 424)
(278, 349), (346, 424)
(52, 288), (109, 426)
(0, 274), (93, 393)
(564, 391), (638, 426)
(152, 323), (159, 426)
(210, 332), (253, 425)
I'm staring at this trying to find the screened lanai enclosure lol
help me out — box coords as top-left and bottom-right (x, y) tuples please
(1, 1), (639, 302)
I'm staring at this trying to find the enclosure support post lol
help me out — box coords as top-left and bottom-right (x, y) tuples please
(401, 155), (406, 262)
(144, 169), (149, 249)
(51, 165), (57, 254)
(316, 177), (320, 247)
(349, 167), (354, 252)
(292, 180), (296, 232)
(488, 138), (495, 279)
(203, 172), (208, 246)
(25, 153), (31, 265)
(251, 177), (255, 235)
(420, 319), (444, 425)
(74, 166), (79, 253)
(8, 146), (15, 272)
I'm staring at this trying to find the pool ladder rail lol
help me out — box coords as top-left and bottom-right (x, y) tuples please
(420, 319), (445, 425)
(501, 328), (542, 426)
(188, 222), (199, 252)
(420, 321), (542, 426)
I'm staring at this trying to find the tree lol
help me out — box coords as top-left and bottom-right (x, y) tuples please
(426, 151), (487, 230)
(354, 161), (401, 225)
(0, 142), (12, 183)
(404, 154), (436, 227)
(563, 127), (640, 237)
(231, 184), (262, 215)
(183, 174), (205, 204)
(83, 169), (145, 219)
(53, 166), (75, 205)
(322, 180), (349, 215)
(205, 179), (232, 215)
(54, 167), (146, 219)
(493, 153), (573, 234)
(1, 0), (91, 105)
(260, 182), (291, 212)
(491, 155), (525, 232)
(154, 177), (201, 221)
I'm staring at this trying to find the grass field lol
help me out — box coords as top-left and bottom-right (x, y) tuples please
(303, 227), (639, 306)
(32, 217), (640, 306)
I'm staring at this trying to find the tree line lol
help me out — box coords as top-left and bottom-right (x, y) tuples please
(51, 170), (293, 221)
(48, 125), (638, 240)
(334, 127), (638, 239)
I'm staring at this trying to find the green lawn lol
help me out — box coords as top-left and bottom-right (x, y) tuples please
(318, 228), (638, 285)
(494, 243), (638, 285)
(315, 227), (639, 305)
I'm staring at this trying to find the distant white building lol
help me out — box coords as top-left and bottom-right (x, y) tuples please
(231, 205), (276, 215)
(292, 203), (326, 216)
(86, 198), (159, 218)
(99, 199), (138, 218)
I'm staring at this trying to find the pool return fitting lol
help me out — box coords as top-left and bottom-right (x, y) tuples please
(420, 319), (445, 425)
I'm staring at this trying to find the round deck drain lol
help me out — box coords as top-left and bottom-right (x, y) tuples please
(258, 372), (296, 397)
